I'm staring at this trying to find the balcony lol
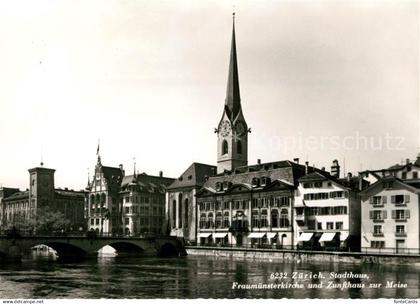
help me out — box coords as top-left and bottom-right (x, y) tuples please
(395, 232), (407, 237)
(373, 232), (384, 237)
(372, 218), (384, 223)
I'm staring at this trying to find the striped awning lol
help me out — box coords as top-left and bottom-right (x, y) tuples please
(248, 232), (266, 238)
(340, 231), (349, 241)
(297, 232), (313, 242)
(266, 232), (278, 239)
(319, 232), (337, 242)
(213, 233), (228, 238)
(199, 233), (212, 238)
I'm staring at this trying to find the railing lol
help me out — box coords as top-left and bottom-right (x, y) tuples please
(0, 230), (158, 239)
(361, 247), (419, 255)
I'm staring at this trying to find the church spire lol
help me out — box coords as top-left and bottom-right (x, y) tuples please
(225, 12), (241, 121)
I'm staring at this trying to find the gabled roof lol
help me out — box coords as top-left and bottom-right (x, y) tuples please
(360, 175), (420, 197)
(298, 171), (329, 182)
(298, 170), (366, 191)
(168, 163), (216, 190)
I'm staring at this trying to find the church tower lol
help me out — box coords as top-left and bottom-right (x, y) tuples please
(216, 14), (249, 174)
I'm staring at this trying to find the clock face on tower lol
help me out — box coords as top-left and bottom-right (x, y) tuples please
(235, 121), (246, 136)
(219, 121), (231, 137)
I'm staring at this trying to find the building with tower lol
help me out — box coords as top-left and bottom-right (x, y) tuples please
(0, 164), (86, 233)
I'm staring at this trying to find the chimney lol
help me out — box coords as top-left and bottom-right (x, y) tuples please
(159, 171), (163, 178)
(406, 158), (410, 165)
(305, 161), (309, 174)
(204, 175), (209, 181)
(293, 158), (299, 164)
(257, 159), (261, 165)
(331, 159), (340, 178)
(347, 172), (352, 181)
(358, 173), (363, 191)
(119, 164), (123, 170)
(321, 167), (325, 171)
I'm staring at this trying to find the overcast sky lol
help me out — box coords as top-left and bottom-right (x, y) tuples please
(0, 0), (419, 190)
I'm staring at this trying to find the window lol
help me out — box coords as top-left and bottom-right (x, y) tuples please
(303, 183), (313, 188)
(402, 172), (407, 179)
(260, 210), (268, 228)
(373, 225), (383, 236)
(95, 218), (99, 225)
(392, 209), (410, 221)
(317, 222), (322, 230)
(271, 209), (279, 228)
(126, 196), (130, 203)
(223, 212), (230, 228)
(207, 213), (214, 228)
(222, 140), (228, 155)
(396, 225), (405, 235)
(237, 140), (242, 154)
(392, 195), (409, 205)
(184, 199), (189, 227)
(125, 207), (130, 214)
(178, 194), (183, 228)
(314, 182), (322, 188)
(172, 200), (176, 228)
(279, 209), (289, 228)
(124, 218), (129, 225)
(252, 210), (260, 228)
(326, 222), (334, 230)
(413, 172), (418, 179)
(90, 219), (94, 225)
(372, 196), (385, 206)
(370, 210), (387, 221)
(371, 241), (385, 248)
(215, 212), (222, 228)
(335, 222), (343, 230)
(200, 213), (206, 229)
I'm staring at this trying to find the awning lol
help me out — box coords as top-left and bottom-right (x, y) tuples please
(297, 232), (313, 242)
(340, 231), (349, 241)
(199, 233), (212, 238)
(213, 233), (228, 238)
(248, 232), (266, 238)
(319, 232), (337, 242)
(266, 232), (278, 239)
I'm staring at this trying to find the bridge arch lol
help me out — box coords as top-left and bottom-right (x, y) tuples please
(105, 241), (145, 256)
(39, 242), (88, 260)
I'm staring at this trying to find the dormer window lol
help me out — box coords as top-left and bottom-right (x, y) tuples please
(261, 176), (270, 186)
(223, 181), (231, 191)
(252, 177), (260, 188)
(216, 182), (222, 192)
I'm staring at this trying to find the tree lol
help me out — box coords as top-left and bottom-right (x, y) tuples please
(28, 207), (71, 235)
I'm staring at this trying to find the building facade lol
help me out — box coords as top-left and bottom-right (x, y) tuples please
(86, 154), (174, 236)
(360, 175), (420, 254)
(294, 166), (365, 251)
(167, 163), (216, 243)
(0, 165), (86, 233)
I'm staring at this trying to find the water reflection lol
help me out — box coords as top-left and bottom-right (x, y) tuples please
(0, 255), (418, 299)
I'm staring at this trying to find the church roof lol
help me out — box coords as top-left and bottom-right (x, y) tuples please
(168, 162), (217, 190)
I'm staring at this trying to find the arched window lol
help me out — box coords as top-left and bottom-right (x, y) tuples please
(237, 140), (242, 154)
(172, 200), (176, 228)
(252, 209), (260, 228)
(178, 193), (183, 228)
(215, 212), (222, 228)
(200, 213), (207, 229)
(271, 209), (279, 228)
(261, 209), (268, 228)
(208, 213), (214, 228)
(222, 140), (228, 155)
(280, 209), (289, 228)
(184, 198), (189, 228)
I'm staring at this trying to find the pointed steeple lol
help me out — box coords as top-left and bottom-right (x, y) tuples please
(225, 12), (241, 121)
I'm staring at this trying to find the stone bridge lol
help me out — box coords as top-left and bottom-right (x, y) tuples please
(0, 235), (187, 261)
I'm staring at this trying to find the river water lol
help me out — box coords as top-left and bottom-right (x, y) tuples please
(0, 253), (419, 299)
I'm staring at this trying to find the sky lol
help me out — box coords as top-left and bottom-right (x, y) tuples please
(0, 0), (419, 190)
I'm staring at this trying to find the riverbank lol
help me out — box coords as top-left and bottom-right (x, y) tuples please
(186, 246), (420, 266)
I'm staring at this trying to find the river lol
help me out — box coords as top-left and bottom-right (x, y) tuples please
(0, 253), (419, 299)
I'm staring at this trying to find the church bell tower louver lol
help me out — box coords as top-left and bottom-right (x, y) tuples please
(216, 13), (249, 174)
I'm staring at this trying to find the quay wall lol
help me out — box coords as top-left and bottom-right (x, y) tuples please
(185, 246), (420, 266)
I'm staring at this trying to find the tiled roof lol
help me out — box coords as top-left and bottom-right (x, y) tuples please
(201, 160), (308, 191)
(121, 173), (175, 194)
(168, 163), (216, 190)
